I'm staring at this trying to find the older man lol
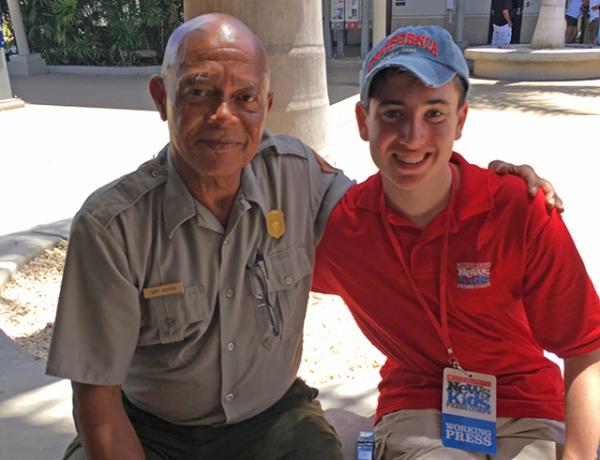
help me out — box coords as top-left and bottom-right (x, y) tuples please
(47, 13), (560, 460)
(47, 13), (351, 460)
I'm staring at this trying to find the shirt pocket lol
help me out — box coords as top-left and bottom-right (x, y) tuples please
(264, 243), (312, 338)
(139, 284), (211, 345)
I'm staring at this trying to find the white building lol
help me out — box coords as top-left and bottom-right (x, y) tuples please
(328, 0), (543, 49)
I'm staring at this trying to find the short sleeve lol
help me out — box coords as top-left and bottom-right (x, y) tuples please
(523, 196), (600, 358)
(306, 146), (354, 243)
(46, 211), (141, 384)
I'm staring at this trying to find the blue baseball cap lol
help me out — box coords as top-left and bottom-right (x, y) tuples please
(360, 25), (469, 105)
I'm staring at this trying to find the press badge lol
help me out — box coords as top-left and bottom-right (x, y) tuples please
(441, 368), (497, 455)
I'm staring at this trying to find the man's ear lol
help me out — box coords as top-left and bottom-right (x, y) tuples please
(454, 101), (469, 141)
(355, 101), (370, 141)
(267, 92), (274, 111)
(149, 75), (168, 121)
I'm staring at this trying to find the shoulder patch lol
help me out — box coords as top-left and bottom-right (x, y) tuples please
(82, 155), (167, 227)
(311, 150), (337, 174)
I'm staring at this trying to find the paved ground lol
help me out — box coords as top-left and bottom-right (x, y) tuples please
(1, 60), (599, 459)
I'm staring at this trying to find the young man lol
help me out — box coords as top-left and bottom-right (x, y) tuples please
(314, 25), (600, 459)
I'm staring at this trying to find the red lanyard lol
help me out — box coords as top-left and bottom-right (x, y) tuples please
(379, 168), (466, 371)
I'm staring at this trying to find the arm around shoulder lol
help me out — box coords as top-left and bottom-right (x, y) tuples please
(72, 382), (145, 460)
(562, 347), (600, 460)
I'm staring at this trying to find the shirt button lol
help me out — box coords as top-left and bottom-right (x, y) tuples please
(227, 341), (236, 351)
(226, 393), (235, 401)
(223, 238), (230, 246)
(225, 288), (235, 299)
(284, 276), (293, 286)
(164, 318), (176, 328)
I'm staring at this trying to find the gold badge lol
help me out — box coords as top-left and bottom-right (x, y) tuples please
(266, 210), (286, 239)
(143, 282), (185, 299)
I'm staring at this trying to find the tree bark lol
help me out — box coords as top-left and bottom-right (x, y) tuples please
(531, 0), (567, 48)
(183, 0), (329, 150)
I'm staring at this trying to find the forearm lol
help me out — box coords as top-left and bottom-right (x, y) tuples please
(562, 348), (600, 460)
(72, 382), (145, 460)
(503, 9), (512, 27)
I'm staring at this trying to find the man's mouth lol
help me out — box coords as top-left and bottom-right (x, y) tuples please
(199, 139), (242, 151)
(392, 152), (430, 166)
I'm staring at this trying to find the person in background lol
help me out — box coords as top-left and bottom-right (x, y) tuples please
(491, 0), (513, 46)
(584, 0), (600, 44)
(565, 0), (584, 43)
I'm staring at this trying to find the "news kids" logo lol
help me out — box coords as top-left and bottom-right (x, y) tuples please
(457, 262), (491, 289)
(445, 375), (492, 415)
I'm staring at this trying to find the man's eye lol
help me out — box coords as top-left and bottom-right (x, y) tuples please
(426, 109), (444, 120)
(240, 94), (257, 103)
(188, 88), (208, 97)
(382, 110), (404, 119)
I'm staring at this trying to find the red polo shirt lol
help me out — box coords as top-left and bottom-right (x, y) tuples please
(313, 153), (600, 423)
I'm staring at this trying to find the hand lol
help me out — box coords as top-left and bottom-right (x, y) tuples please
(488, 160), (565, 213)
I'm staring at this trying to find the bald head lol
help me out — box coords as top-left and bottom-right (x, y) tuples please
(148, 13), (274, 194)
(161, 13), (269, 83)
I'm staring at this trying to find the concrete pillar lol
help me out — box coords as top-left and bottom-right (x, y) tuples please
(454, 0), (465, 45)
(531, 0), (566, 48)
(6, 0), (29, 56)
(0, 49), (24, 110)
(6, 0), (47, 75)
(373, 0), (387, 43)
(184, 0), (329, 150)
(1, 47), (13, 98)
(360, 0), (370, 59)
(323, 0), (333, 59)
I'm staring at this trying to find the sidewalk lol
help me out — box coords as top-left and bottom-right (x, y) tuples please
(1, 63), (599, 459)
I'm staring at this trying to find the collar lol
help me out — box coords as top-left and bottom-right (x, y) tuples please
(162, 146), (198, 239)
(162, 135), (273, 238)
(356, 152), (494, 230)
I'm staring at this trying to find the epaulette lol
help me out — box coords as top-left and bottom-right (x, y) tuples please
(81, 150), (169, 228)
(258, 132), (310, 160)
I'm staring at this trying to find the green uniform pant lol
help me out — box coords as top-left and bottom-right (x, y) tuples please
(63, 379), (343, 460)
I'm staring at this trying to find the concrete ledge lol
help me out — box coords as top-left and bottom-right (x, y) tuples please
(47, 65), (162, 76)
(0, 98), (25, 111)
(465, 45), (600, 81)
(7, 54), (48, 76)
(0, 219), (71, 292)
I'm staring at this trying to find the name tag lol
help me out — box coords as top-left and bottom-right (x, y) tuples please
(143, 282), (184, 299)
(441, 368), (497, 455)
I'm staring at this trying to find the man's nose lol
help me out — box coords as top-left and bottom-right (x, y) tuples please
(399, 118), (426, 148)
(209, 99), (236, 124)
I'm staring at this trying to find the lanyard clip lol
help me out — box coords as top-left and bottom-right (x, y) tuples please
(448, 348), (472, 378)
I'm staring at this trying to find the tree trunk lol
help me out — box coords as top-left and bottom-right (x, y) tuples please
(531, 0), (566, 48)
(183, 0), (329, 150)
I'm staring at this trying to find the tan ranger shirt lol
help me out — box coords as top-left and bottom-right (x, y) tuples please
(46, 132), (353, 425)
